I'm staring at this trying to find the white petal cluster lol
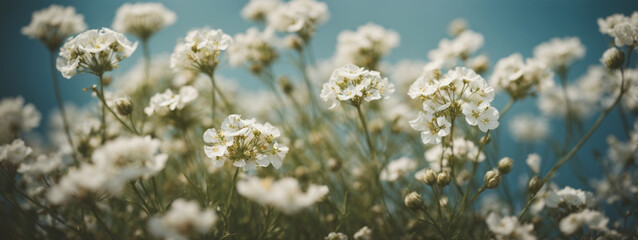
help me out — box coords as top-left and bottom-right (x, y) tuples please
(203, 114), (288, 170)
(112, 2), (176, 39)
(0, 97), (41, 144)
(145, 86), (199, 116)
(325, 232), (348, 240)
(389, 60), (427, 94)
(533, 37), (585, 70)
(545, 186), (594, 209)
(508, 114), (549, 142)
(335, 23), (400, 69)
(408, 67), (498, 144)
(46, 164), (109, 204)
(170, 28), (233, 74)
(525, 153), (541, 174)
(428, 30), (484, 67)
(18, 152), (62, 183)
(486, 212), (536, 240)
(228, 27), (278, 69)
(242, 0), (280, 22)
(21, 5), (87, 49)
(598, 12), (638, 48)
(447, 18), (468, 37)
(147, 198), (217, 240)
(237, 176), (329, 215)
(320, 64), (395, 109)
(559, 209), (611, 235)
(423, 137), (485, 171)
(116, 56), (174, 96)
(489, 53), (554, 99)
(0, 139), (33, 166)
(380, 157), (417, 182)
(266, 0), (329, 34)
(56, 28), (138, 78)
(353, 226), (372, 240)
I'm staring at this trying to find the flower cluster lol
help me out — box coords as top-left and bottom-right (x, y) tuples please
(0, 96), (41, 144)
(428, 30), (484, 67)
(0, 139), (33, 166)
(147, 198), (217, 240)
(320, 64), (395, 109)
(489, 53), (554, 99)
(545, 186), (594, 209)
(170, 28), (233, 75)
(112, 2), (176, 40)
(379, 157), (417, 182)
(598, 12), (638, 48)
(203, 114), (288, 170)
(144, 86), (199, 116)
(334, 23), (400, 69)
(228, 27), (278, 72)
(236, 176), (329, 214)
(242, 0), (280, 22)
(266, 0), (329, 39)
(559, 209), (612, 235)
(56, 28), (138, 78)
(485, 212), (536, 240)
(421, 137), (485, 171)
(532, 37), (585, 71)
(408, 67), (498, 144)
(21, 5), (87, 50)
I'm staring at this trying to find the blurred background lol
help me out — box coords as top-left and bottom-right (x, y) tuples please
(2, 0), (636, 215)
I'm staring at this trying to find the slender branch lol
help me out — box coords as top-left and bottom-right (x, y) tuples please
(48, 50), (79, 162)
(499, 98), (515, 118)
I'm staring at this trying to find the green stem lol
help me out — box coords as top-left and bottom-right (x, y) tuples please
(499, 98), (515, 118)
(224, 168), (240, 230)
(99, 74), (107, 142)
(49, 51), (78, 162)
(207, 71), (217, 122)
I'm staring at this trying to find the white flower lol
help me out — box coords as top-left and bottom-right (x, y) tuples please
(489, 53), (554, 99)
(203, 114), (288, 170)
(267, 0), (329, 36)
(428, 30), (484, 67)
(46, 164), (109, 204)
(321, 64), (394, 109)
(115, 55), (175, 96)
(145, 86), (199, 116)
(559, 209), (611, 235)
(389, 60), (427, 94)
(325, 232), (348, 240)
(533, 37), (585, 70)
(448, 18), (468, 37)
(242, 0), (280, 22)
(228, 27), (278, 69)
(236, 177), (329, 215)
(525, 154), (541, 174)
(486, 212), (536, 240)
(148, 198), (217, 240)
(598, 13), (628, 35)
(170, 28), (233, 74)
(112, 2), (176, 39)
(380, 157), (417, 182)
(422, 137), (485, 171)
(0, 139), (33, 166)
(334, 23), (400, 69)
(509, 114), (549, 142)
(18, 152), (62, 182)
(0, 96), (41, 144)
(22, 5), (87, 49)
(56, 28), (138, 78)
(598, 12), (638, 48)
(545, 186), (594, 208)
(353, 226), (372, 240)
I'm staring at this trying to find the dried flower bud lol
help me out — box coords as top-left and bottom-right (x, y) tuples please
(601, 47), (624, 70)
(497, 157), (514, 174)
(404, 191), (423, 211)
(528, 176), (543, 194)
(115, 98), (133, 116)
(437, 170), (451, 186)
(484, 170), (501, 189)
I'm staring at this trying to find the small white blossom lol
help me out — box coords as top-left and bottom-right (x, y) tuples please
(545, 186), (594, 209)
(321, 64), (394, 109)
(0, 96), (41, 144)
(170, 28), (233, 74)
(598, 12), (638, 48)
(22, 5), (87, 49)
(46, 164), (109, 204)
(145, 86), (199, 116)
(112, 2), (176, 40)
(448, 18), (468, 37)
(490, 53), (554, 99)
(559, 209), (611, 235)
(533, 37), (585, 70)
(353, 226), (372, 240)
(237, 177), (328, 214)
(18, 152), (62, 183)
(325, 232), (348, 240)
(267, 0), (329, 37)
(242, 0), (280, 22)
(509, 114), (549, 142)
(147, 199), (217, 240)
(428, 30), (484, 67)
(525, 153), (541, 174)
(334, 23), (399, 69)
(380, 157), (417, 182)
(423, 137), (485, 171)
(0, 139), (33, 166)
(486, 212), (536, 240)
(228, 27), (278, 69)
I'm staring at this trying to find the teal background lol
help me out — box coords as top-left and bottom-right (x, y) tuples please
(2, 0), (637, 215)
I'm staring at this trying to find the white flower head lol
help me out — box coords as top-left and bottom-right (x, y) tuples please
(228, 27), (278, 69)
(545, 186), (594, 209)
(46, 164), (109, 204)
(0, 96), (41, 144)
(321, 64), (395, 109)
(170, 28), (233, 74)
(353, 226), (372, 240)
(490, 53), (554, 99)
(335, 23), (400, 69)
(559, 209), (611, 235)
(325, 232), (348, 240)
(509, 114), (549, 142)
(112, 2), (176, 40)
(0, 139), (33, 166)
(237, 177), (329, 215)
(533, 37), (585, 70)
(267, 0), (329, 39)
(380, 157), (417, 182)
(22, 4), (87, 50)
(525, 153), (541, 174)
(148, 198), (217, 240)
(242, 0), (280, 22)
(56, 28), (138, 78)
(598, 13), (638, 48)
(486, 212), (536, 240)
(428, 30), (484, 67)
(423, 137), (485, 171)
(145, 86), (199, 116)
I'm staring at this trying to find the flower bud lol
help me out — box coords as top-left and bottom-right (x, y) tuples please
(279, 76), (294, 95)
(480, 135), (491, 145)
(528, 176), (543, 194)
(424, 169), (437, 186)
(497, 157), (514, 174)
(404, 191), (423, 211)
(437, 170), (451, 186)
(601, 47), (625, 70)
(328, 158), (341, 172)
(115, 98), (133, 116)
(484, 170), (501, 189)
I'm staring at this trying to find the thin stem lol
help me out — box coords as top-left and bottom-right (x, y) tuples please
(99, 74), (107, 143)
(499, 98), (515, 118)
(356, 105), (376, 161)
(558, 68), (574, 146)
(88, 203), (116, 240)
(224, 168), (240, 224)
(207, 72), (217, 122)
(49, 50), (78, 162)
(93, 88), (138, 134)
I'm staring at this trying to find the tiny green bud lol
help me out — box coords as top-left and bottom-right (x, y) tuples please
(114, 98), (133, 116)
(528, 176), (543, 194)
(484, 170), (501, 189)
(437, 170), (451, 186)
(601, 47), (625, 70)
(404, 191), (423, 211)
(424, 169), (437, 186)
(497, 157), (514, 174)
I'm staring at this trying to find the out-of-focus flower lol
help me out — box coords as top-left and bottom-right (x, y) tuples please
(170, 28), (233, 75)
(46, 164), (108, 204)
(242, 0), (280, 22)
(525, 153), (541, 174)
(489, 53), (554, 99)
(428, 30), (484, 67)
(598, 12), (638, 48)
(320, 64), (395, 109)
(237, 176), (328, 214)
(600, 47), (625, 70)
(0, 139), (33, 166)
(334, 23), (399, 69)
(353, 226), (372, 240)
(325, 232), (348, 240)
(486, 212), (536, 240)
(22, 5), (87, 50)
(422, 138), (485, 171)
(145, 86), (198, 116)
(545, 186), (594, 209)
(559, 209), (611, 235)
(533, 37), (585, 71)
(267, 0), (329, 40)
(18, 152), (62, 183)
(203, 114), (288, 170)
(0, 97), (41, 144)
(448, 18), (468, 37)
(508, 114), (549, 142)
(380, 157), (416, 182)
(147, 199), (217, 240)
(112, 2), (176, 40)
(56, 28), (138, 78)
(228, 27), (278, 72)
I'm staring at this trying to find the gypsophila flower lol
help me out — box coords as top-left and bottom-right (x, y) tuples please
(409, 67), (498, 144)
(598, 12), (638, 48)
(428, 30), (484, 67)
(545, 186), (594, 209)
(334, 23), (400, 69)
(22, 5), (87, 50)
(267, 0), (329, 40)
(509, 114), (549, 142)
(56, 28), (138, 78)
(203, 114), (288, 170)
(533, 37), (585, 70)
(147, 199), (217, 240)
(17, 152), (62, 183)
(525, 153), (541, 174)
(321, 64), (395, 109)
(0, 96), (41, 144)
(144, 86), (199, 116)
(115, 55), (175, 96)
(486, 213), (536, 240)
(422, 137), (485, 171)
(46, 163), (108, 204)
(170, 28), (233, 75)
(353, 226), (372, 240)
(325, 232), (348, 240)
(237, 176), (328, 214)
(448, 18), (468, 37)
(559, 209), (611, 235)
(489, 53), (554, 99)
(112, 2), (176, 40)
(242, 0), (280, 22)
(380, 157), (417, 182)
(228, 27), (278, 71)
(0, 139), (33, 166)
